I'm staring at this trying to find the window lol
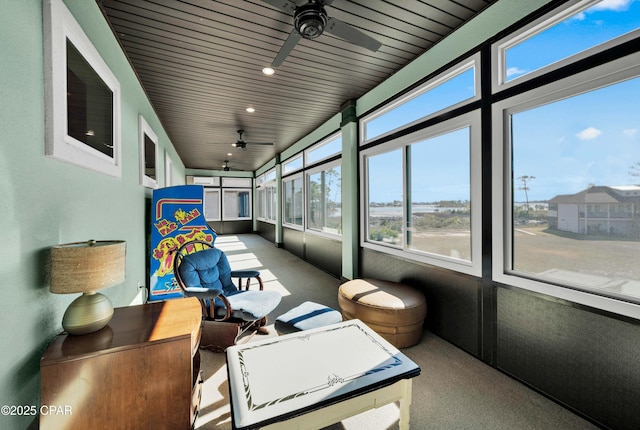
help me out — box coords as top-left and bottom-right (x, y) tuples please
(364, 147), (404, 246)
(204, 188), (220, 221)
(283, 155), (303, 174)
(139, 116), (158, 188)
(307, 162), (341, 236)
(361, 56), (479, 143)
(492, 51), (640, 315)
(493, 0), (640, 90)
(362, 113), (481, 275)
(257, 169), (276, 223)
(283, 174), (304, 228)
(223, 189), (251, 220)
(305, 133), (342, 165)
(44, 0), (121, 177)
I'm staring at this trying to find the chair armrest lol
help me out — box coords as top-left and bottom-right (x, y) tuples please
(230, 270), (264, 291)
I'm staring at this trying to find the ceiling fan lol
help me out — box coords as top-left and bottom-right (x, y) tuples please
(259, 0), (382, 67)
(210, 129), (274, 150)
(221, 160), (236, 171)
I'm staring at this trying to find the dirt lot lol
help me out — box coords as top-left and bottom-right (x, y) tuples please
(513, 225), (640, 281)
(408, 225), (640, 285)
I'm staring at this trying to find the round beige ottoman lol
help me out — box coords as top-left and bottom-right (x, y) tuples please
(338, 278), (427, 348)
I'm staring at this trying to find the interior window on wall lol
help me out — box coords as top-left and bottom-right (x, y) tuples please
(44, 0), (121, 177)
(496, 0), (640, 87)
(364, 148), (404, 246)
(283, 175), (304, 227)
(407, 127), (471, 260)
(508, 75), (640, 301)
(307, 164), (341, 236)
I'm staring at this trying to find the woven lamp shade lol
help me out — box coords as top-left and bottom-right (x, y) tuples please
(50, 240), (126, 294)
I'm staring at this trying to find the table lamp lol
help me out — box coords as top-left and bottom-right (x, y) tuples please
(50, 240), (126, 335)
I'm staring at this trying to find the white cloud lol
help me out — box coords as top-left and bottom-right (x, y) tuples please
(576, 127), (602, 140)
(506, 67), (526, 77)
(590, 0), (633, 11)
(623, 128), (638, 137)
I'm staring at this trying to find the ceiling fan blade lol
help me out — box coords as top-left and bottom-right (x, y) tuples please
(257, 0), (296, 14)
(325, 17), (382, 52)
(246, 142), (274, 146)
(272, 30), (302, 67)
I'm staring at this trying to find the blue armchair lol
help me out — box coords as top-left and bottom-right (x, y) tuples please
(172, 240), (281, 349)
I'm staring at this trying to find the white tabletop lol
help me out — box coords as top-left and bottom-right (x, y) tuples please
(226, 319), (421, 430)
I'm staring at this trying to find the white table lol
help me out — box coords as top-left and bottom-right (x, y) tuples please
(226, 319), (421, 430)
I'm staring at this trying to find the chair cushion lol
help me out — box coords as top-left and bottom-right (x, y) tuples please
(179, 247), (235, 293)
(213, 290), (281, 321)
(275, 301), (342, 334)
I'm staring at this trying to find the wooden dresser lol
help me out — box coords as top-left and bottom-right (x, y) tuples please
(41, 298), (203, 430)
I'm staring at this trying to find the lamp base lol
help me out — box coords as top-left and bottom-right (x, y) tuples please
(62, 292), (114, 335)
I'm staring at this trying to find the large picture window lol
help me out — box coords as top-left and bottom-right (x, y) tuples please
(492, 52), (640, 316)
(362, 113), (481, 275)
(44, 0), (121, 177)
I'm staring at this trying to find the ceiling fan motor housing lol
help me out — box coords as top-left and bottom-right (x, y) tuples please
(295, 3), (328, 39)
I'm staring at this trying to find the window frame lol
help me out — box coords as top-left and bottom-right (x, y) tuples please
(492, 0), (640, 92)
(360, 54), (480, 144)
(492, 50), (640, 319)
(139, 115), (159, 189)
(257, 169), (277, 224)
(222, 188), (252, 221)
(203, 187), (221, 222)
(282, 172), (305, 230)
(43, 0), (122, 178)
(360, 111), (482, 276)
(305, 159), (342, 239)
(304, 132), (342, 166)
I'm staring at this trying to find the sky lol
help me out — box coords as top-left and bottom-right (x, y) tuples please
(366, 0), (639, 203)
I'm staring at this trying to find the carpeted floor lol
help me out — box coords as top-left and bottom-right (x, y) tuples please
(194, 234), (597, 430)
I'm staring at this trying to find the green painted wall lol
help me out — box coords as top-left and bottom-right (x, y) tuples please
(0, 1), (185, 428)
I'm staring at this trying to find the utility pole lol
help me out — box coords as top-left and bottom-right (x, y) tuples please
(517, 175), (535, 212)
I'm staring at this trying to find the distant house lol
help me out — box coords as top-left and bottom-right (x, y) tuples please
(548, 185), (640, 237)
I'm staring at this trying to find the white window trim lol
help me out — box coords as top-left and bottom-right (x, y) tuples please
(304, 132), (342, 166)
(360, 111), (482, 277)
(492, 51), (640, 320)
(305, 159), (342, 240)
(222, 188), (252, 221)
(43, 0), (122, 178)
(139, 115), (159, 189)
(360, 54), (480, 144)
(492, 0), (640, 93)
(282, 172), (305, 231)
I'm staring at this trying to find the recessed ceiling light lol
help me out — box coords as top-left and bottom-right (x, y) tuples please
(246, 107), (255, 113)
(262, 67), (275, 76)
(227, 153), (232, 156)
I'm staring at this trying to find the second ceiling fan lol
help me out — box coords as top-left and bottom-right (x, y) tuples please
(211, 129), (273, 150)
(259, 0), (382, 67)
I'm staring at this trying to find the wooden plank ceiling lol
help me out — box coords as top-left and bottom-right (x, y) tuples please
(98, 0), (496, 172)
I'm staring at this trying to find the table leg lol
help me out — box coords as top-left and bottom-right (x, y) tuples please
(399, 379), (413, 430)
